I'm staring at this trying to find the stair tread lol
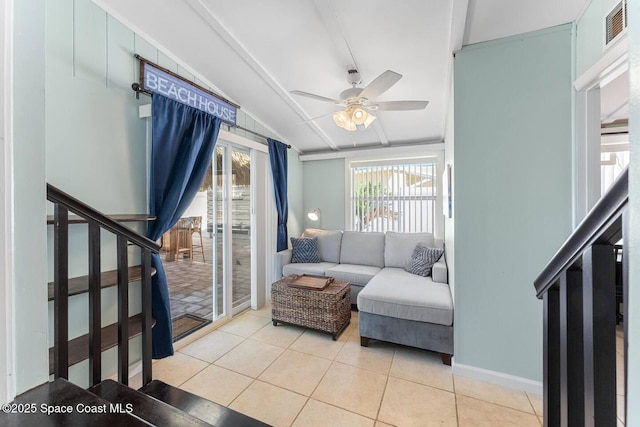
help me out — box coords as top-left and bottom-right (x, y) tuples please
(140, 380), (270, 427)
(49, 314), (154, 375)
(90, 380), (213, 426)
(47, 265), (157, 301)
(0, 378), (149, 426)
(47, 214), (156, 225)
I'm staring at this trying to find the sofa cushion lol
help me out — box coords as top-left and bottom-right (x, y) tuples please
(325, 264), (381, 286)
(404, 244), (444, 277)
(431, 255), (448, 284)
(384, 232), (435, 268)
(302, 229), (343, 263)
(340, 231), (385, 268)
(282, 262), (338, 277)
(357, 268), (453, 326)
(290, 237), (321, 263)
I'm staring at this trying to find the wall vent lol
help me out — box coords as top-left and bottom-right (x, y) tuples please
(605, 0), (627, 45)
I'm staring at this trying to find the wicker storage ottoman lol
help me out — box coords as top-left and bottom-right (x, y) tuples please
(271, 275), (351, 340)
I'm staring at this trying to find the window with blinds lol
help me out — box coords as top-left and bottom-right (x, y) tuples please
(349, 159), (438, 233)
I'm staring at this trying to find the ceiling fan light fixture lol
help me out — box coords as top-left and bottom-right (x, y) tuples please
(333, 110), (348, 128)
(291, 69), (429, 134)
(333, 109), (357, 131)
(343, 119), (357, 131)
(351, 107), (367, 125)
(362, 113), (376, 128)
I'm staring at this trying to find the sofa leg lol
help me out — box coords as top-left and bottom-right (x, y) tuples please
(440, 353), (452, 366)
(360, 337), (370, 347)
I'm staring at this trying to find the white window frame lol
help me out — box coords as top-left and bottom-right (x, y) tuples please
(345, 152), (444, 239)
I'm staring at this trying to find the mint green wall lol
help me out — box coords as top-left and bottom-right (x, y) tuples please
(287, 153), (304, 240)
(454, 25), (573, 381)
(576, 0), (621, 77)
(303, 159), (345, 231)
(13, 0), (49, 395)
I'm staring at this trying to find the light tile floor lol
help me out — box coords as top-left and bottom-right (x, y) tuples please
(147, 304), (547, 427)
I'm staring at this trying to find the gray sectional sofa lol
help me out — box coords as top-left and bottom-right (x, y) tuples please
(275, 228), (454, 365)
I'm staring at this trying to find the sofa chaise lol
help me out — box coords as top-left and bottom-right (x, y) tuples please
(275, 228), (454, 365)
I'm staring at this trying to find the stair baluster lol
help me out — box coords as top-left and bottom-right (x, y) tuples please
(53, 203), (69, 380)
(88, 220), (101, 386)
(117, 235), (129, 385)
(141, 248), (153, 386)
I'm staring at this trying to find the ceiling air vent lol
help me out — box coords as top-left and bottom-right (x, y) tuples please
(605, 0), (627, 45)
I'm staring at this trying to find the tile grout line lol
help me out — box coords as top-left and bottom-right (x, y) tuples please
(387, 370), (454, 395)
(286, 324), (336, 427)
(303, 359), (382, 425)
(453, 375), (461, 427)
(374, 348), (395, 424)
(453, 374), (539, 416)
(223, 333), (256, 409)
(525, 391), (540, 418)
(174, 359), (210, 389)
(457, 393), (543, 418)
(224, 321), (315, 425)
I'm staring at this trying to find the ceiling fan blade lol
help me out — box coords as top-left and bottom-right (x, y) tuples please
(290, 90), (340, 104)
(372, 100), (429, 111)
(296, 110), (337, 124)
(359, 70), (402, 100)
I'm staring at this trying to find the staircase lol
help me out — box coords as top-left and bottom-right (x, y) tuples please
(534, 168), (628, 426)
(46, 184), (158, 386)
(0, 378), (268, 426)
(0, 185), (269, 425)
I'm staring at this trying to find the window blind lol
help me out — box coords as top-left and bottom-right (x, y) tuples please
(349, 160), (437, 233)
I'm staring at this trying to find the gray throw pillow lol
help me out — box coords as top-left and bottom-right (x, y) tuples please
(290, 237), (321, 263)
(405, 243), (444, 277)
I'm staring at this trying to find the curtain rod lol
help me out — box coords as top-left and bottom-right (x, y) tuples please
(131, 83), (291, 149)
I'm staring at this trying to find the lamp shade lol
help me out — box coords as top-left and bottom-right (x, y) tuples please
(362, 113), (376, 128)
(333, 110), (348, 128)
(307, 208), (321, 221)
(333, 106), (374, 131)
(351, 107), (367, 125)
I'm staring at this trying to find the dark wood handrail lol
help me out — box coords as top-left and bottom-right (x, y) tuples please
(47, 184), (160, 253)
(534, 168), (628, 298)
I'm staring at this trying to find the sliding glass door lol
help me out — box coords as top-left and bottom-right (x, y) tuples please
(214, 144), (253, 318)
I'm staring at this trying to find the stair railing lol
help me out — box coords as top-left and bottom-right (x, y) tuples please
(47, 184), (160, 387)
(534, 168), (628, 426)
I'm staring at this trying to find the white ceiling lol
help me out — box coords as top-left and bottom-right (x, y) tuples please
(94, 0), (589, 154)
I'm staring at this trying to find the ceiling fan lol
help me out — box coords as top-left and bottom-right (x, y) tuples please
(291, 69), (429, 131)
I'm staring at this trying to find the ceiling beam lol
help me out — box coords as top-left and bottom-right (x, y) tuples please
(372, 120), (389, 146)
(450, 0), (470, 53)
(441, 0), (469, 138)
(185, 0), (340, 151)
(299, 140), (444, 162)
(312, 0), (357, 70)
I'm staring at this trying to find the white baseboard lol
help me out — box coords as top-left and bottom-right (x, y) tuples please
(453, 362), (543, 395)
